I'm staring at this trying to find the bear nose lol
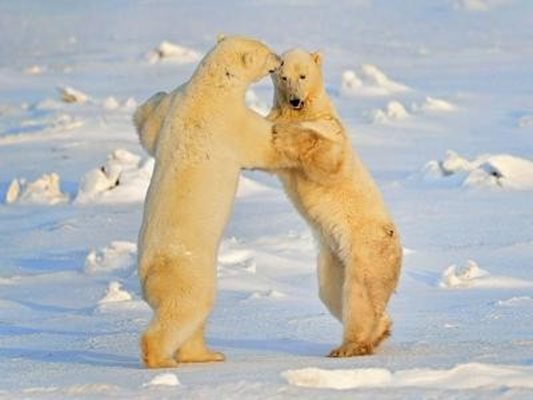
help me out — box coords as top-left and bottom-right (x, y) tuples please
(289, 98), (302, 108)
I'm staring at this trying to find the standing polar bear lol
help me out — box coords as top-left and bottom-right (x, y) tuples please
(133, 36), (288, 368)
(269, 49), (402, 356)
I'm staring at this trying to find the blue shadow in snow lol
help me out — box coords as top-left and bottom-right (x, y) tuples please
(0, 347), (140, 369)
(211, 337), (331, 357)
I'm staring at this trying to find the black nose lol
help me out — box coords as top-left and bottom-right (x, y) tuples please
(289, 98), (302, 108)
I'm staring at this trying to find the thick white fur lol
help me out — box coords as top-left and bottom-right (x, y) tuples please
(133, 36), (289, 368)
(269, 49), (402, 357)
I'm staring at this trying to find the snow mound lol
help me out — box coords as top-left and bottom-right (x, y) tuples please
(283, 367), (392, 390)
(283, 363), (533, 390)
(417, 151), (533, 190)
(440, 260), (533, 289)
(341, 64), (410, 96)
(497, 296), (533, 306)
(101, 96), (137, 111)
(57, 86), (89, 104)
(245, 89), (269, 116)
(236, 176), (274, 198)
(143, 373), (180, 387)
(413, 96), (456, 113)
(75, 149), (154, 204)
(218, 247), (256, 275)
(98, 281), (132, 304)
(368, 101), (410, 123)
(454, 0), (512, 12)
(0, 276), (21, 285)
(5, 173), (69, 205)
(84, 241), (137, 274)
(463, 155), (533, 190)
(101, 97), (120, 111)
(247, 289), (287, 300)
(146, 41), (202, 64)
(24, 65), (44, 75)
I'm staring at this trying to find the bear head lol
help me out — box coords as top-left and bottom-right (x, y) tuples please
(272, 48), (323, 110)
(210, 35), (282, 85)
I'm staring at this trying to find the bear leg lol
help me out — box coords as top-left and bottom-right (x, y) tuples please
(175, 322), (225, 363)
(140, 256), (216, 368)
(328, 272), (376, 357)
(317, 245), (344, 322)
(141, 301), (203, 368)
(371, 312), (392, 348)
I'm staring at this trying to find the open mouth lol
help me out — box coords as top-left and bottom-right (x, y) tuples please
(289, 98), (304, 110)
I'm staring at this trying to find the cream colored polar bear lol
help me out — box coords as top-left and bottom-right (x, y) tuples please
(269, 49), (402, 357)
(133, 36), (287, 368)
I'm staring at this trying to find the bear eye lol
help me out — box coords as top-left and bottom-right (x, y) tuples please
(281, 76), (288, 81)
(300, 74), (306, 80)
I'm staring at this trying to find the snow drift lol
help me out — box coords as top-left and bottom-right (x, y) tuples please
(75, 149), (154, 204)
(341, 64), (410, 96)
(283, 363), (533, 390)
(417, 151), (533, 190)
(5, 173), (69, 205)
(146, 41), (202, 64)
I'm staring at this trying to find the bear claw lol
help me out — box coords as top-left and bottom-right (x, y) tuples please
(328, 342), (374, 358)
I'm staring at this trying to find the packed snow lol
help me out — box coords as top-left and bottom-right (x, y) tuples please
(1, 0), (532, 399)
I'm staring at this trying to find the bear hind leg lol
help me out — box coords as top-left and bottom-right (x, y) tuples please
(140, 257), (217, 368)
(317, 245), (344, 322)
(175, 322), (225, 363)
(141, 306), (195, 368)
(328, 272), (376, 357)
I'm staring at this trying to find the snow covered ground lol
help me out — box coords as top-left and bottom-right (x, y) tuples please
(1, 0), (532, 398)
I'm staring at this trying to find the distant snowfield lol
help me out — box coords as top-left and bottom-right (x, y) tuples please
(0, 0), (532, 399)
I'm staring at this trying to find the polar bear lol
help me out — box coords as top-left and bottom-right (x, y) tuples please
(133, 36), (289, 368)
(269, 49), (402, 357)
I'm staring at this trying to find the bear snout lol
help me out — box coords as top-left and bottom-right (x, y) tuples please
(289, 98), (303, 109)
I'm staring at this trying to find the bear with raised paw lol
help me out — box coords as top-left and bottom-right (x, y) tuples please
(269, 49), (402, 357)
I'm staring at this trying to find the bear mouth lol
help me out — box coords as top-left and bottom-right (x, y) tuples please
(289, 99), (304, 110)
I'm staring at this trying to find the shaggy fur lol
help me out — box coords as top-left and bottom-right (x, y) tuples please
(133, 36), (289, 368)
(269, 49), (402, 357)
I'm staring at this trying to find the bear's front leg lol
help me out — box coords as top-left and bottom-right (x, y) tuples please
(272, 122), (319, 163)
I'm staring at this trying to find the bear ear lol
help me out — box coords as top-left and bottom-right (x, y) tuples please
(311, 51), (322, 65)
(217, 33), (226, 43)
(242, 52), (255, 67)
